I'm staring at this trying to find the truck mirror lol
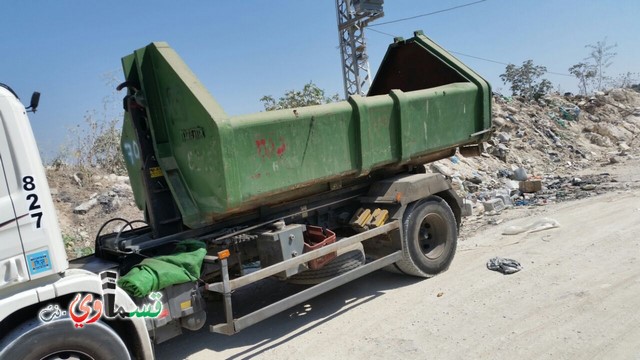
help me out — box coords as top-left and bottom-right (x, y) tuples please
(28, 92), (40, 112)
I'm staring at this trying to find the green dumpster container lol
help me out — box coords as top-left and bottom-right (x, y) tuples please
(121, 31), (491, 229)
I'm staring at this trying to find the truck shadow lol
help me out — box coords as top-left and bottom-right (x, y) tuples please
(155, 270), (422, 359)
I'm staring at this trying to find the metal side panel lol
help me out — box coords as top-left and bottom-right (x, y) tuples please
(206, 221), (400, 293)
(207, 221), (402, 335)
(211, 250), (402, 335)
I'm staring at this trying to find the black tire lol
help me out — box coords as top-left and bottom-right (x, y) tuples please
(0, 318), (131, 360)
(395, 196), (458, 278)
(287, 242), (365, 285)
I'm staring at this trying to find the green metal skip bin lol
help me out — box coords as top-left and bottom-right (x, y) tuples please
(120, 31), (492, 229)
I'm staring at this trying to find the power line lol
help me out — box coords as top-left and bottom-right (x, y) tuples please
(449, 51), (509, 66)
(367, 28), (398, 38)
(450, 51), (572, 77)
(365, 0), (572, 77)
(370, 0), (488, 27)
(367, 29), (573, 77)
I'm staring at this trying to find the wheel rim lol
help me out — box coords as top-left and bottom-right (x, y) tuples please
(42, 350), (95, 360)
(417, 213), (448, 260)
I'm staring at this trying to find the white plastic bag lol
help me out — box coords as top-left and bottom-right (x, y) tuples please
(502, 217), (560, 235)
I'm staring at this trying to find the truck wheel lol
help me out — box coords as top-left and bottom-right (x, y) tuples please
(287, 242), (365, 285)
(0, 318), (131, 360)
(395, 196), (457, 278)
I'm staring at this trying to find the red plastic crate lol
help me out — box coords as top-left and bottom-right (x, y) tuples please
(303, 226), (337, 270)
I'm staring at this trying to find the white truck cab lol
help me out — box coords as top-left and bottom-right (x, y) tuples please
(0, 84), (152, 360)
(0, 84), (67, 290)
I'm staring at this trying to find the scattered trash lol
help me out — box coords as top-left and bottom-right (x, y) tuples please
(502, 217), (560, 235)
(497, 169), (513, 178)
(487, 257), (522, 274)
(467, 176), (483, 185)
(463, 181), (479, 193)
(559, 105), (580, 121)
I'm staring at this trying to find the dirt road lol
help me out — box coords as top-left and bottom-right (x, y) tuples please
(157, 160), (640, 360)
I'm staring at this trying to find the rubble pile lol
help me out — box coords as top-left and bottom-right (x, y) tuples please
(428, 88), (640, 227)
(46, 169), (143, 258)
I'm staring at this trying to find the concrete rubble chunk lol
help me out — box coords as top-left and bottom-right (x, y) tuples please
(462, 199), (473, 217)
(497, 132), (511, 143)
(496, 194), (513, 207)
(493, 117), (507, 127)
(609, 89), (627, 102)
(589, 133), (612, 147)
(483, 198), (505, 213)
(491, 143), (509, 161)
(511, 167), (528, 181)
(505, 105), (518, 114)
(430, 163), (453, 176)
(502, 179), (520, 192)
(618, 142), (630, 151)
(450, 177), (464, 193)
(73, 198), (98, 214)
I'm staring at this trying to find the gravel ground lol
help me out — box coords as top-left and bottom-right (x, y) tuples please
(156, 157), (640, 360)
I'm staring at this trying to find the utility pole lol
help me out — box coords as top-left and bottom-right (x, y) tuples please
(336, 0), (384, 98)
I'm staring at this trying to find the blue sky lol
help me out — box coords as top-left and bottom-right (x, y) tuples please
(2, 1), (638, 158)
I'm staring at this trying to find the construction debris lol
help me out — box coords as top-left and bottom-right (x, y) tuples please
(429, 88), (640, 226)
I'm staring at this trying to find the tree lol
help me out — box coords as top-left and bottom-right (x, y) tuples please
(260, 81), (340, 111)
(500, 60), (553, 101)
(607, 71), (639, 89)
(568, 62), (597, 95)
(585, 38), (617, 91)
(55, 72), (126, 175)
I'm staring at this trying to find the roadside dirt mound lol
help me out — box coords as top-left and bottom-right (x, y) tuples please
(427, 88), (640, 237)
(45, 167), (143, 258)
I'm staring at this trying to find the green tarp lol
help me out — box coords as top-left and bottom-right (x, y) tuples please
(118, 240), (207, 297)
